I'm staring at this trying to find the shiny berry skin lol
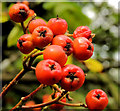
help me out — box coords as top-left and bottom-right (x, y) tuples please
(60, 64), (85, 91)
(35, 59), (62, 85)
(9, 3), (29, 23)
(32, 26), (53, 49)
(73, 37), (94, 61)
(43, 45), (67, 67)
(17, 34), (34, 54)
(85, 89), (108, 110)
(28, 19), (47, 33)
(52, 35), (73, 56)
(73, 26), (92, 40)
(47, 16), (68, 35)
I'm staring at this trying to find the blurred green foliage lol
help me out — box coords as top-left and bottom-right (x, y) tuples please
(1, 1), (119, 110)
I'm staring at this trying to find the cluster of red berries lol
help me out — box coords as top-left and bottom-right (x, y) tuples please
(9, 2), (108, 110)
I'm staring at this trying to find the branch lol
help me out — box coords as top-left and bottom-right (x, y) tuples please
(0, 49), (39, 98)
(0, 69), (27, 98)
(16, 91), (68, 110)
(24, 13), (37, 33)
(10, 84), (46, 111)
(58, 101), (87, 108)
(21, 22), (26, 34)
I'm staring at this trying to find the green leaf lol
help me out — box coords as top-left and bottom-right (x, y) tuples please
(7, 25), (23, 47)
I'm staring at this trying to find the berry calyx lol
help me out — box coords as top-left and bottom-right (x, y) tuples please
(85, 89), (108, 110)
(60, 64), (85, 91)
(32, 26), (53, 49)
(43, 45), (68, 67)
(35, 59), (62, 85)
(9, 3), (29, 23)
(52, 35), (73, 56)
(73, 37), (94, 61)
(17, 34), (34, 54)
(47, 16), (68, 35)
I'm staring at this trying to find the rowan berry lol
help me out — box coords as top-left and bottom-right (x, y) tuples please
(47, 15), (68, 35)
(35, 59), (62, 85)
(85, 89), (108, 110)
(28, 19), (47, 33)
(32, 26), (53, 49)
(9, 3), (29, 23)
(17, 34), (34, 54)
(60, 64), (85, 91)
(73, 37), (94, 61)
(73, 26), (92, 41)
(43, 45), (67, 67)
(52, 35), (73, 56)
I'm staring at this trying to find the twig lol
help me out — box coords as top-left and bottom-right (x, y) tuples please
(52, 84), (73, 101)
(0, 49), (39, 98)
(28, 51), (43, 67)
(0, 69), (27, 98)
(10, 84), (46, 111)
(66, 34), (73, 37)
(16, 91), (68, 110)
(24, 13), (37, 33)
(58, 101), (87, 108)
(21, 22), (26, 34)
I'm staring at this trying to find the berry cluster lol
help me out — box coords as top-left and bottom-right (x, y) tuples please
(9, 1), (108, 110)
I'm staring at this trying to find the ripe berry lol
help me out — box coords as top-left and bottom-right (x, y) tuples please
(47, 15), (68, 35)
(35, 59), (62, 85)
(73, 26), (92, 41)
(17, 34), (34, 54)
(43, 45), (67, 67)
(9, 3), (29, 23)
(52, 35), (73, 56)
(85, 89), (108, 110)
(73, 37), (94, 61)
(28, 19), (47, 33)
(32, 26), (53, 49)
(60, 64), (85, 91)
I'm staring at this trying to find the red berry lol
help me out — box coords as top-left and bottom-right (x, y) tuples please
(50, 92), (66, 110)
(73, 37), (94, 61)
(43, 45), (67, 67)
(28, 9), (35, 17)
(85, 89), (108, 110)
(9, 3), (29, 23)
(35, 59), (62, 85)
(73, 26), (92, 40)
(28, 19), (47, 33)
(17, 34), (34, 54)
(47, 16), (68, 35)
(52, 35), (73, 56)
(32, 26), (53, 49)
(60, 64), (85, 91)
